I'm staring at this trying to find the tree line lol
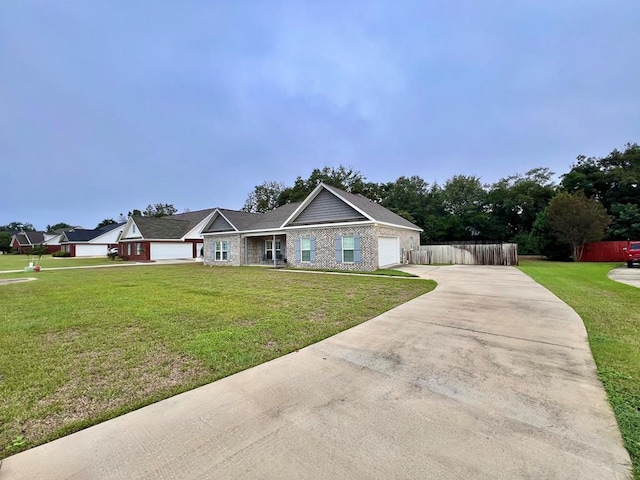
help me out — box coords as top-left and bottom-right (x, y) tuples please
(242, 143), (640, 260)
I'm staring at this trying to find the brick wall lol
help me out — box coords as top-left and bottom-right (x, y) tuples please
(203, 234), (243, 266)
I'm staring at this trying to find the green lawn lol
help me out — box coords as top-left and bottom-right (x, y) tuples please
(0, 254), (124, 271)
(284, 267), (418, 277)
(0, 263), (435, 458)
(519, 260), (640, 479)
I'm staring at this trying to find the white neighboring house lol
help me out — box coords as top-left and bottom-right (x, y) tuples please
(59, 223), (124, 257)
(117, 209), (216, 261)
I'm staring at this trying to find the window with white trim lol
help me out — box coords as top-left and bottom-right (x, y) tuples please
(301, 238), (311, 262)
(215, 241), (229, 261)
(265, 239), (282, 260)
(136, 243), (142, 255)
(127, 243), (132, 256)
(342, 236), (355, 263)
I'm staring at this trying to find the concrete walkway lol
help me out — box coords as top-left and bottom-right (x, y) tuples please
(1, 266), (631, 479)
(608, 265), (640, 287)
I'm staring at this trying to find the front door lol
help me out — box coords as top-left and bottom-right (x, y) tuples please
(265, 239), (282, 260)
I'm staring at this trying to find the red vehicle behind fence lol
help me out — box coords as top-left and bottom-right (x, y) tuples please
(623, 241), (640, 268)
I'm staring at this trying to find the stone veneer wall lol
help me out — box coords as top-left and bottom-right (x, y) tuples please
(203, 234), (243, 266)
(285, 225), (378, 271)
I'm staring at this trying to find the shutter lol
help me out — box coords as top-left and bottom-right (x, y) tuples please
(354, 235), (361, 263)
(335, 236), (342, 263)
(310, 237), (316, 262)
(295, 238), (301, 262)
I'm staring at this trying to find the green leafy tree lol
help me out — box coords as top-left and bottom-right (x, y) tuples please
(277, 166), (369, 205)
(607, 203), (640, 240)
(143, 203), (178, 217)
(546, 192), (611, 261)
(242, 181), (286, 213)
(2, 222), (35, 231)
(45, 222), (71, 232)
(439, 175), (491, 241)
(96, 218), (117, 229)
(27, 245), (48, 265)
(0, 232), (11, 254)
(562, 143), (640, 239)
(487, 167), (556, 242)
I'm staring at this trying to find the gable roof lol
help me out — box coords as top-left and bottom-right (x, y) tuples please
(62, 229), (102, 242)
(12, 231), (46, 246)
(127, 208), (217, 240)
(283, 183), (422, 231)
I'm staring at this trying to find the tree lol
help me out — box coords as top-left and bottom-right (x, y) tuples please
(439, 175), (491, 241)
(607, 203), (640, 240)
(546, 192), (611, 261)
(0, 232), (11, 254)
(242, 181), (285, 213)
(562, 143), (640, 239)
(96, 218), (117, 229)
(45, 222), (71, 232)
(487, 168), (556, 243)
(277, 166), (369, 205)
(143, 203), (178, 217)
(2, 221), (35, 232)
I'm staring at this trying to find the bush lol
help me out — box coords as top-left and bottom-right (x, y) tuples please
(52, 251), (71, 257)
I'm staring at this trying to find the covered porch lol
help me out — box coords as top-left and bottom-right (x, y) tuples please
(243, 233), (287, 267)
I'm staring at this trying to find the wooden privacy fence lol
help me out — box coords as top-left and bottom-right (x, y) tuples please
(408, 243), (518, 266)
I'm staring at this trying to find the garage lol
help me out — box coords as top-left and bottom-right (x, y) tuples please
(378, 237), (399, 267)
(150, 242), (193, 260)
(75, 244), (109, 257)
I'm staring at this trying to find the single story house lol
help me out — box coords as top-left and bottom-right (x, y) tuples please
(202, 183), (422, 271)
(117, 208), (216, 261)
(59, 223), (124, 257)
(10, 231), (56, 254)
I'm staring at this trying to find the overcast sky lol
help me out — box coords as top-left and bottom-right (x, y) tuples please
(2, 1), (639, 230)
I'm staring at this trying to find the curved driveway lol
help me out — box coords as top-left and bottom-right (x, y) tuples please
(1, 266), (631, 479)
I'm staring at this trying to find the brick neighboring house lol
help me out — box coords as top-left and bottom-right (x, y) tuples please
(10, 231), (49, 254)
(118, 209), (217, 261)
(202, 183), (422, 271)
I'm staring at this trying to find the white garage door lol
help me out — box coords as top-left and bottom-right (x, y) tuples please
(378, 237), (400, 267)
(75, 244), (108, 257)
(150, 242), (193, 260)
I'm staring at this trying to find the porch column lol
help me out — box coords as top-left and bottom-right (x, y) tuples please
(273, 234), (276, 267)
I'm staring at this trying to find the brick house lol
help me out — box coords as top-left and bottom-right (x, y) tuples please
(202, 183), (422, 271)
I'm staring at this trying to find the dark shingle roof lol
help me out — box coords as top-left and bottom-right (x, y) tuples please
(24, 232), (46, 244)
(132, 209), (216, 239)
(64, 230), (103, 242)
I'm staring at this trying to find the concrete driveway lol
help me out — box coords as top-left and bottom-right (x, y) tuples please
(608, 265), (640, 287)
(1, 266), (631, 479)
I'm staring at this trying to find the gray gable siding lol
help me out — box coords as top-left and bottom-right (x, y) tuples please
(207, 214), (235, 232)
(290, 189), (367, 226)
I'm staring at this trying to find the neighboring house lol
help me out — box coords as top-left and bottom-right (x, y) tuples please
(202, 183), (422, 271)
(10, 231), (48, 254)
(118, 209), (216, 261)
(60, 223), (124, 257)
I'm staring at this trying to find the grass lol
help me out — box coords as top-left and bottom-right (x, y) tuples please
(519, 260), (640, 479)
(0, 254), (124, 271)
(284, 267), (418, 277)
(0, 263), (435, 458)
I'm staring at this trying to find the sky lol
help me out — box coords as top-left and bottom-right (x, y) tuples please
(2, 1), (639, 230)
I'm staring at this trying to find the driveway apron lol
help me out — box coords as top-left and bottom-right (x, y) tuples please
(1, 266), (631, 479)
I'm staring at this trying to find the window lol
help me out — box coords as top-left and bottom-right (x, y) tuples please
(342, 236), (355, 263)
(265, 239), (282, 260)
(336, 235), (361, 264)
(136, 243), (142, 255)
(301, 238), (311, 262)
(214, 241), (229, 261)
(127, 243), (132, 256)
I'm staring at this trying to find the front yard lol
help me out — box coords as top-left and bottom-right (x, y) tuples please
(0, 264), (435, 458)
(0, 254), (124, 271)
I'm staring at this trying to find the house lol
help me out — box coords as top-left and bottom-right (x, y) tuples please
(202, 183), (422, 271)
(117, 209), (216, 261)
(59, 223), (124, 257)
(10, 231), (49, 254)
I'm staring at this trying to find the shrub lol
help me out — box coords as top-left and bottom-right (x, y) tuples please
(52, 251), (71, 257)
